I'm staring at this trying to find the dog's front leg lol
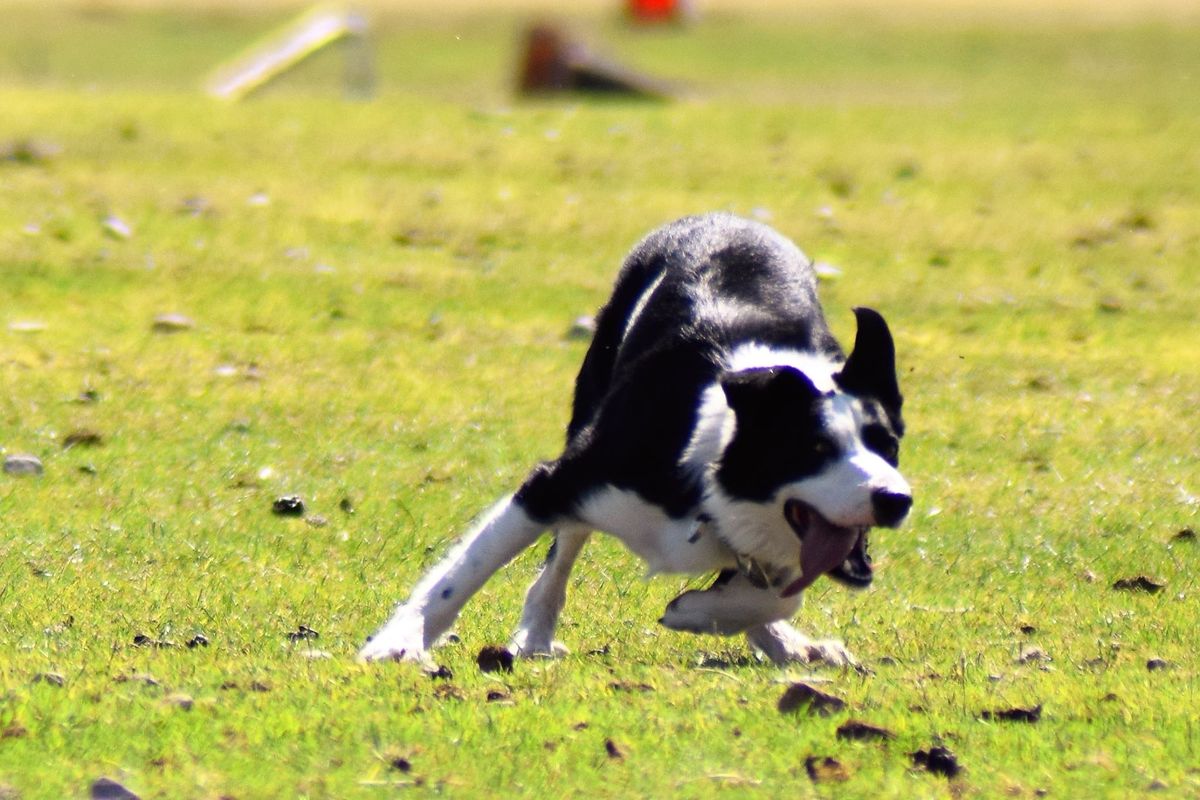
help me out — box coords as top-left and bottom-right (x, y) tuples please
(359, 494), (545, 663)
(745, 621), (858, 668)
(508, 526), (590, 658)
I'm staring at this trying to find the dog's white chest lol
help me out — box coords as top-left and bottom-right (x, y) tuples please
(577, 486), (735, 575)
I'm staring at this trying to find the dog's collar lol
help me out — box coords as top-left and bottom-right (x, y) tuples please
(697, 512), (793, 590)
(735, 553), (792, 589)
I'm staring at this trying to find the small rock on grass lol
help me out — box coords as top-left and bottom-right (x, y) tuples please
(32, 672), (66, 687)
(4, 454), (43, 476)
(567, 315), (596, 340)
(102, 215), (133, 240)
(166, 693), (194, 711)
(1146, 658), (1171, 671)
(1, 138), (61, 164)
(300, 648), (332, 660)
(178, 196), (213, 217)
(114, 673), (161, 687)
(151, 313), (194, 333)
(1018, 645), (1050, 664)
(90, 778), (141, 800)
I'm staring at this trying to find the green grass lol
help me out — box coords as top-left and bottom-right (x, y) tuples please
(2, 2), (1199, 797)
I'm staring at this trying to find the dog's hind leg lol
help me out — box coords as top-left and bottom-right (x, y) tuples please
(508, 526), (591, 658)
(744, 621), (858, 668)
(359, 494), (546, 663)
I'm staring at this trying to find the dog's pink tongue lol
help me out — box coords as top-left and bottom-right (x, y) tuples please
(781, 523), (860, 598)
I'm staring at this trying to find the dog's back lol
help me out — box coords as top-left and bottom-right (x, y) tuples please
(556, 213), (849, 519)
(570, 213), (842, 439)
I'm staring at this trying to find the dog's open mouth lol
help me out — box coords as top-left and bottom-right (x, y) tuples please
(780, 499), (873, 598)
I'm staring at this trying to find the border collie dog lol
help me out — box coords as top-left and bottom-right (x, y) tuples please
(361, 213), (912, 666)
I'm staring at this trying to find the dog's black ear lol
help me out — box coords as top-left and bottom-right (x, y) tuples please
(721, 366), (821, 421)
(836, 307), (903, 420)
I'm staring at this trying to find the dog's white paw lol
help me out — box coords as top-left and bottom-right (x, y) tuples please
(508, 629), (569, 659)
(358, 636), (431, 665)
(358, 609), (432, 665)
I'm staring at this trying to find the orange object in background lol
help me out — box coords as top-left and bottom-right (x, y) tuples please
(627, 0), (694, 23)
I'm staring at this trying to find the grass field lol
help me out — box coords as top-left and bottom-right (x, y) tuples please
(2, 1), (1199, 797)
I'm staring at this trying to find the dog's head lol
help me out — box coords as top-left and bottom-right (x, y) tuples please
(707, 308), (911, 597)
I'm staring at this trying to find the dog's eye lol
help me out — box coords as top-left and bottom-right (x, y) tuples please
(862, 424), (899, 465)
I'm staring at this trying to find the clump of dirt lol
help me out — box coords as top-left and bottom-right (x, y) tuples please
(286, 625), (319, 642)
(912, 745), (962, 778)
(805, 755), (850, 783)
(476, 645), (514, 674)
(981, 704), (1042, 723)
(836, 720), (894, 741)
(608, 681), (654, 693)
(272, 496), (306, 516)
(778, 683), (846, 716)
(63, 429), (103, 448)
(1112, 576), (1165, 593)
(432, 684), (465, 701)
(426, 664), (453, 680)
(132, 634), (176, 648)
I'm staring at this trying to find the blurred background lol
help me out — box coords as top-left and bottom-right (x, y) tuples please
(3, 0), (1197, 104)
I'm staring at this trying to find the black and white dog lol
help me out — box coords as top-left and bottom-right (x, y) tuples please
(360, 213), (912, 666)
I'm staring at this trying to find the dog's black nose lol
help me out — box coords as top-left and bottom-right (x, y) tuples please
(871, 489), (912, 527)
